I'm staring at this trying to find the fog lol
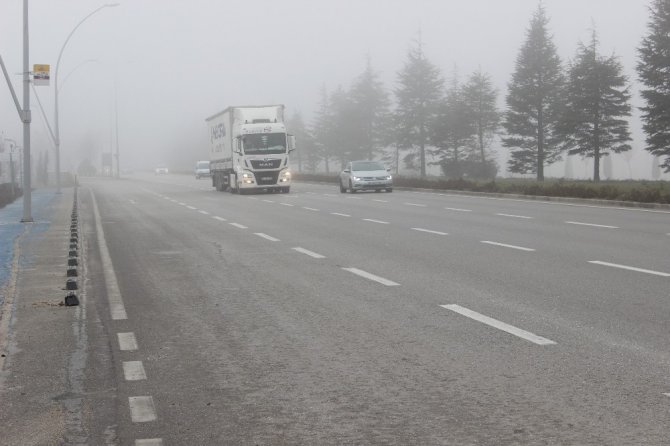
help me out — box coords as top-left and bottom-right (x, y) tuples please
(1, 0), (666, 180)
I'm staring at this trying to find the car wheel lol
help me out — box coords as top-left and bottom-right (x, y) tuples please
(349, 180), (357, 193)
(339, 181), (347, 193)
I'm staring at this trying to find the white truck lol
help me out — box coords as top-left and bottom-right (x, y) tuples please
(206, 105), (294, 194)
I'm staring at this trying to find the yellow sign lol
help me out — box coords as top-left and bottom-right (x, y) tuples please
(33, 64), (50, 86)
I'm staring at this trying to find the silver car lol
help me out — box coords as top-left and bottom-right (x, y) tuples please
(339, 160), (393, 193)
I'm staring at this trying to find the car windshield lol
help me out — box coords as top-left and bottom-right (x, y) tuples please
(243, 133), (287, 155)
(352, 161), (385, 171)
(197, 162), (209, 169)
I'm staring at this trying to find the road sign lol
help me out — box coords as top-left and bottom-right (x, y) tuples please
(33, 64), (50, 86)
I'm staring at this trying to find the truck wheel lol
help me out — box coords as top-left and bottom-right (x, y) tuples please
(229, 174), (238, 193)
(282, 187), (290, 193)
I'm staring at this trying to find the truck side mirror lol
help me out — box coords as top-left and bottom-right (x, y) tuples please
(288, 134), (296, 153)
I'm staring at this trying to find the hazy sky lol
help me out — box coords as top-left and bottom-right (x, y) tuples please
(0, 0), (664, 179)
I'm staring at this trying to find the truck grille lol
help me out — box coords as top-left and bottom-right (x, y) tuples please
(250, 159), (281, 169)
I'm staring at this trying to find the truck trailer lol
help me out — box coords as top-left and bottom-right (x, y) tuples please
(206, 105), (294, 193)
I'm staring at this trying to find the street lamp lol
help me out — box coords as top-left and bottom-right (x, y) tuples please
(53, 3), (119, 193)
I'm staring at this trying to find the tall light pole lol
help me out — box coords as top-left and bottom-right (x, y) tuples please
(21, 0), (32, 222)
(54, 3), (119, 193)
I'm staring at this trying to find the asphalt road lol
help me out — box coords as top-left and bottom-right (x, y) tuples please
(81, 174), (669, 445)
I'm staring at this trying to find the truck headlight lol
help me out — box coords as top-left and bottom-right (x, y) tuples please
(279, 170), (291, 182)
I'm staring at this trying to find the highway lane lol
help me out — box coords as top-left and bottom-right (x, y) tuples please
(84, 175), (669, 445)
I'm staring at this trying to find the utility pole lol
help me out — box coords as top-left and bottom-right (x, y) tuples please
(21, 0), (32, 222)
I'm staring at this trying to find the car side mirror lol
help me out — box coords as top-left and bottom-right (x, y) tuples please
(344, 169), (350, 173)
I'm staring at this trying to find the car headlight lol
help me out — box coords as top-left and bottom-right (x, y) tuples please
(353, 176), (361, 181)
(386, 175), (392, 180)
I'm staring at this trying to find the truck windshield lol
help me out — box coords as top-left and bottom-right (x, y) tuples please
(243, 133), (287, 155)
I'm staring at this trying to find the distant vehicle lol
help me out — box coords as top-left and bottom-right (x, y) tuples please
(195, 160), (210, 179)
(206, 105), (295, 194)
(339, 160), (393, 193)
(155, 165), (169, 175)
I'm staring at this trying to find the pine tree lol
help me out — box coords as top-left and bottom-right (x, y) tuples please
(286, 112), (316, 173)
(430, 78), (476, 178)
(558, 32), (631, 182)
(349, 56), (390, 161)
(394, 39), (444, 176)
(311, 85), (333, 173)
(503, 5), (565, 180)
(638, 0), (670, 173)
(462, 69), (500, 179)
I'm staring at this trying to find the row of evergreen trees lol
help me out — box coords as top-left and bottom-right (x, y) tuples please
(289, 1), (670, 182)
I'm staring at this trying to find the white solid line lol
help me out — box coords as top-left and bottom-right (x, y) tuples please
(229, 223), (247, 229)
(411, 228), (448, 236)
(255, 233), (280, 242)
(441, 304), (556, 346)
(123, 361), (147, 381)
(198, 210), (210, 215)
(91, 191), (128, 320)
(135, 439), (164, 446)
(302, 207), (319, 211)
(496, 213), (533, 219)
(445, 207), (472, 212)
(363, 218), (389, 224)
(588, 261), (670, 277)
(342, 267), (400, 286)
(186, 205), (197, 210)
(292, 247), (326, 259)
(481, 241), (535, 252)
(118, 332), (138, 351)
(212, 216), (227, 222)
(280, 203), (294, 207)
(331, 212), (351, 217)
(404, 202), (427, 207)
(129, 396), (157, 423)
(566, 221), (618, 229)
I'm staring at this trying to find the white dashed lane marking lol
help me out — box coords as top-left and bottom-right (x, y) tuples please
(331, 212), (351, 217)
(412, 228), (448, 236)
(118, 333), (138, 351)
(404, 202), (427, 207)
(342, 267), (400, 286)
(129, 396), (157, 423)
(302, 207), (319, 211)
(136, 439), (164, 446)
(255, 233), (280, 242)
(441, 304), (556, 346)
(566, 221), (618, 229)
(481, 241), (535, 252)
(496, 213), (533, 219)
(363, 218), (389, 224)
(123, 361), (147, 381)
(445, 207), (472, 212)
(588, 261), (670, 277)
(229, 223), (247, 229)
(280, 203), (294, 207)
(212, 216), (227, 222)
(186, 205), (197, 210)
(198, 210), (210, 215)
(292, 247), (326, 259)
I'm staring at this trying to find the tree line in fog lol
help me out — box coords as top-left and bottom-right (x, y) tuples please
(289, 1), (670, 182)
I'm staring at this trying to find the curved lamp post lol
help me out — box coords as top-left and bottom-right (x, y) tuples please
(54, 3), (119, 193)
